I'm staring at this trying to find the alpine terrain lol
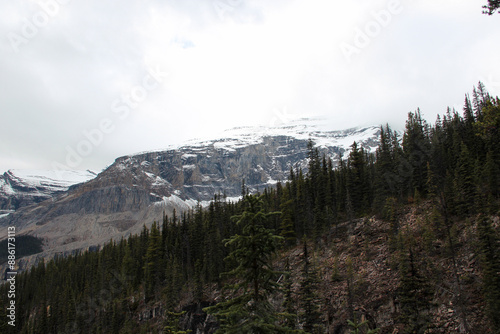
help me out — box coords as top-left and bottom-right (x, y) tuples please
(0, 118), (380, 269)
(0, 169), (97, 216)
(1, 85), (499, 333)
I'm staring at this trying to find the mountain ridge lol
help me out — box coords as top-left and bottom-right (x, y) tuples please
(0, 169), (97, 215)
(0, 121), (380, 272)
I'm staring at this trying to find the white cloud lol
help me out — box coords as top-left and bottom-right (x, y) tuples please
(0, 0), (499, 173)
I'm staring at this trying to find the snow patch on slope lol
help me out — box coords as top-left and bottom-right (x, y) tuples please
(134, 118), (380, 157)
(7, 169), (97, 191)
(1, 169), (98, 200)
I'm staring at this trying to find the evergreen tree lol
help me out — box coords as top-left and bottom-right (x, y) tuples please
(454, 143), (477, 215)
(347, 315), (380, 334)
(373, 125), (394, 212)
(483, 0), (500, 14)
(347, 142), (368, 215)
(204, 195), (299, 333)
(402, 110), (430, 199)
(203, 200), (225, 284)
(483, 151), (500, 214)
(282, 258), (297, 330)
(163, 311), (192, 334)
(299, 240), (323, 333)
(477, 215), (500, 331)
(397, 239), (433, 334)
(280, 185), (297, 246)
(143, 221), (162, 302)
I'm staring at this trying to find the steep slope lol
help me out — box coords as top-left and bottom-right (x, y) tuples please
(0, 119), (380, 267)
(0, 169), (97, 214)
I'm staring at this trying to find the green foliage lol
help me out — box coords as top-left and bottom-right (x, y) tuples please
(477, 215), (500, 331)
(483, 1), (500, 15)
(163, 311), (192, 334)
(402, 109), (430, 200)
(397, 235), (433, 334)
(205, 195), (300, 333)
(280, 185), (297, 246)
(347, 141), (370, 215)
(0, 83), (499, 333)
(347, 315), (380, 334)
(299, 240), (323, 333)
(144, 221), (162, 302)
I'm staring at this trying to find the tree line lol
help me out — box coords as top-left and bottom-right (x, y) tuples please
(1, 83), (499, 333)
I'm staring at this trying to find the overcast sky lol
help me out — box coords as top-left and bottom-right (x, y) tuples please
(1, 0), (499, 174)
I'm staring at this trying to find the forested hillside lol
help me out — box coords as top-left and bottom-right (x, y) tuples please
(1, 83), (499, 333)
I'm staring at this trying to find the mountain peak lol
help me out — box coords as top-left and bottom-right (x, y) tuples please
(138, 119), (380, 157)
(0, 123), (380, 270)
(0, 169), (97, 213)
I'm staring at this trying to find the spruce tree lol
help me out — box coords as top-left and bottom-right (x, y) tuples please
(143, 221), (162, 302)
(280, 185), (297, 246)
(373, 125), (395, 213)
(282, 258), (297, 330)
(483, 1), (500, 15)
(163, 311), (192, 334)
(477, 215), (500, 331)
(347, 142), (368, 215)
(299, 240), (323, 333)
(397, 237), (433, 333)
(402, 110), (430, 199)
(347, 315), (380, 334)
(204, 195), (300, 333)
(455, 143), (477, 215)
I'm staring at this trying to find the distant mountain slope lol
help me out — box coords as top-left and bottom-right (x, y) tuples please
(0, 169), (97, 214)
(0, 119), (380, 268)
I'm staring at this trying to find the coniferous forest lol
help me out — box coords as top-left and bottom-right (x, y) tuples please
(1, 83), (500, 333)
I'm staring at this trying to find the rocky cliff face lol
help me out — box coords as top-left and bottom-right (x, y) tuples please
(0, 169), (97, 213)
(0, 120), (380, 268)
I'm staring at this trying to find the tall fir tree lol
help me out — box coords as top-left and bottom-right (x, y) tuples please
(143, 221), (162, 302)
(397, 238), (433, 334)
(299, 240), (323, 333)
(477, 215), (500, 332)
(454, 143), (477, 215)
(204, 195), (300, 333)
(402, 109), (430, 199)
(347, 141), (368, 215)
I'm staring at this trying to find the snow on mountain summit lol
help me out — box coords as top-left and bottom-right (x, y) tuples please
(141, 117), (380, 157)
(5, 169), (97, 189)
(186, 118), (380, 158)
(0, 169), (97, 212)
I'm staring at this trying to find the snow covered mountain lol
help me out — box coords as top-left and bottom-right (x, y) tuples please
(0, 169), (97, 215)
(0, 119), (380, 269)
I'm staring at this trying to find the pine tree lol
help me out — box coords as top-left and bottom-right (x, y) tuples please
(347, 315), (380, 334)
(307, 139), (322, 206)
(203, 200), (225, 284)
(280, 185), (297, 246)
(477, 215), (500, 331)
(455, 143), (477, 215)
(163, 311), (192, 334)
(143, 222), (162, 302)
(299, 240), (323, 333)
(282, 258), (297, 330)
(204, 195), (300, 333)
(402, 110), (430, 199)
(483, 0), (500, 14)
(347, 142), (368, 215)
(373, 125), (395, 213)
(397, 236), (433, 333)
